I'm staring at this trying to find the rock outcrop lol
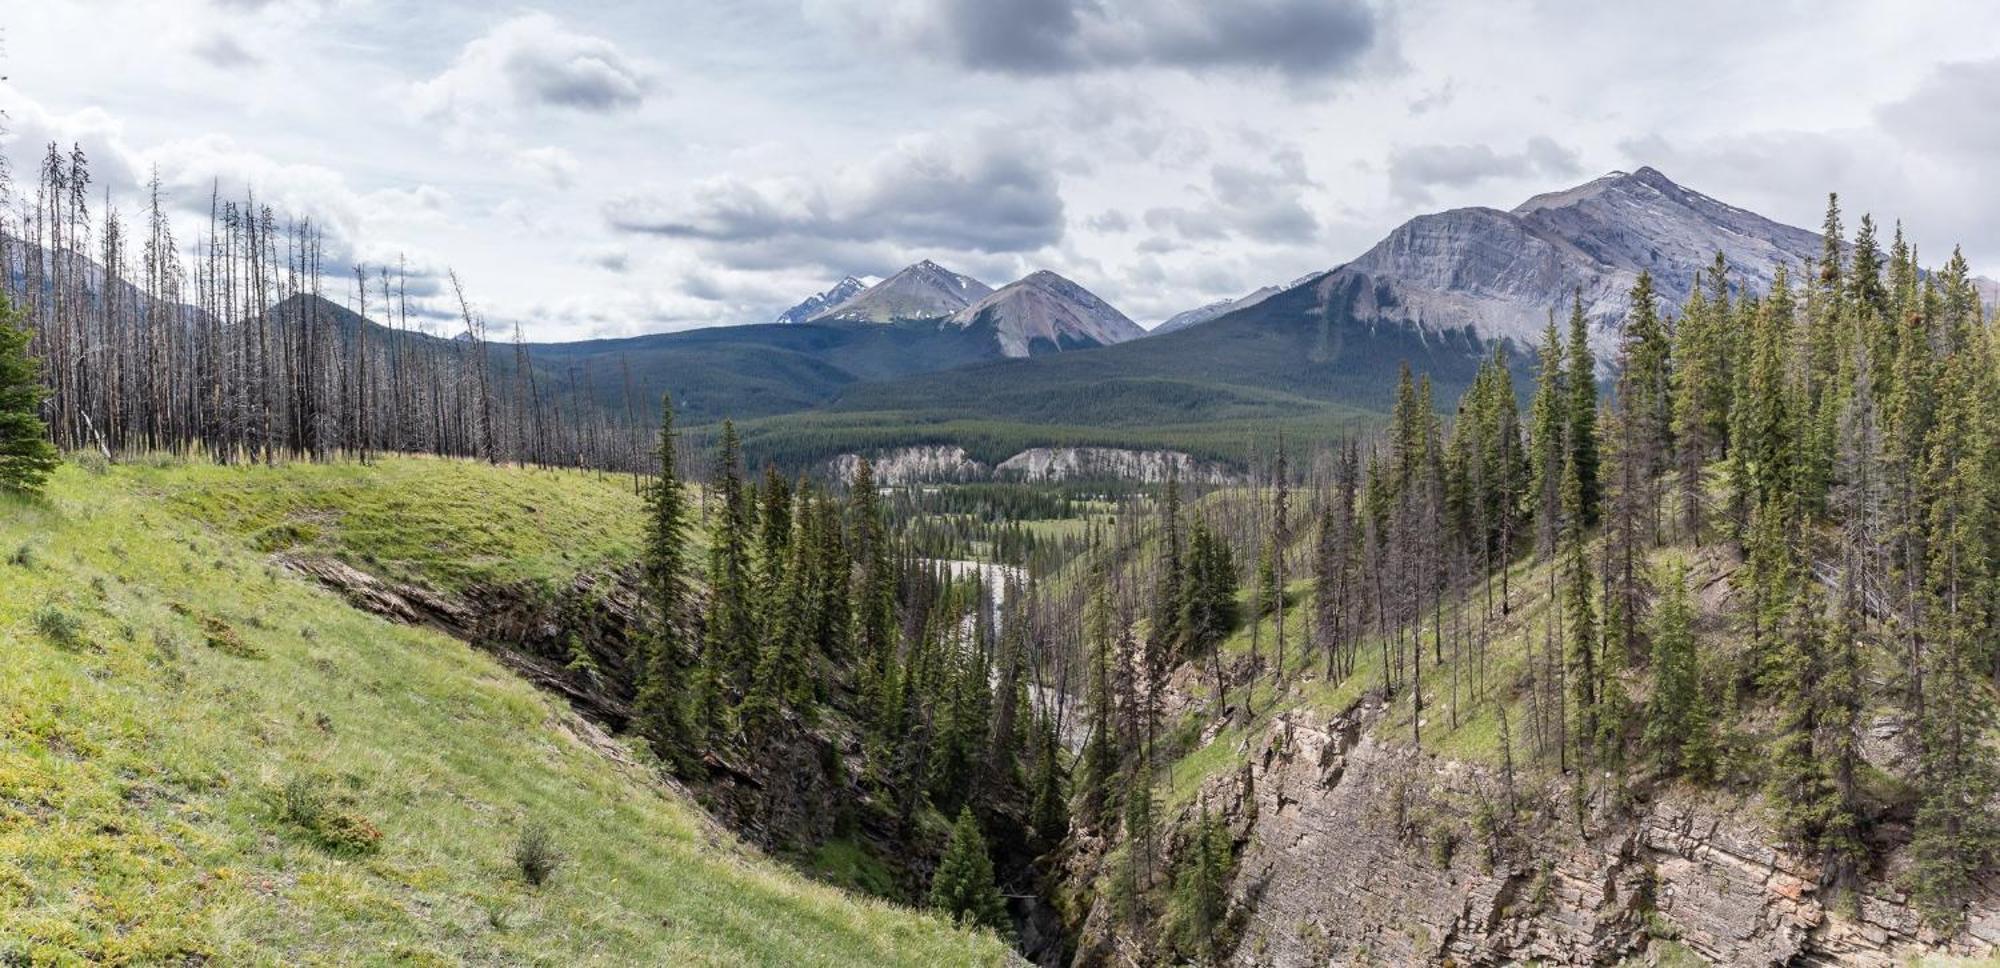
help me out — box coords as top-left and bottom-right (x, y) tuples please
(1069, 700), (2000, 966)
(826, 445), (990, 485)
(827, 445), (1239, 485)
(994, 447), (1235, 485)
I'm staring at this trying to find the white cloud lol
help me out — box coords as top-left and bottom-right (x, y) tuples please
(409, 12), (655, 135)
(513, 146), (581, 188)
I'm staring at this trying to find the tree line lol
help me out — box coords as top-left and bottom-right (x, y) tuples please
(0, 141), (653, 471)
(1069, 196), (1998, 938)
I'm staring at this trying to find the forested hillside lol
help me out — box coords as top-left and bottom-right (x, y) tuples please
(1041, 201), (2000, 963)
(7, 128), (2000, 965)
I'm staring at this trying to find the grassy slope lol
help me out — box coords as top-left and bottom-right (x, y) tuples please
(0, 463), (1009, 966)
(137, 456), (651, 594)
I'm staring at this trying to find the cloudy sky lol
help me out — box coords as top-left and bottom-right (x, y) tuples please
(5, 0), (1998, 339)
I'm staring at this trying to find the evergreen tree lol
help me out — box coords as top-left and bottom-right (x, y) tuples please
(1079, 575), (1121, 830)
(1528, 316), (1569, 560)
(0, 292), (59, 496)
(1644, 558), (1711, 779)
(1169, 807), (1233, 965)
(1029, 720), (1069, 851)
(1565, 291), (1601, 527)
(1561, 453), (1598, 768)
(634, 393), (695, 768)
(697, 421), (755, 740)
(1910, 352), (1999, 927)
(929, 807), (1011, 937)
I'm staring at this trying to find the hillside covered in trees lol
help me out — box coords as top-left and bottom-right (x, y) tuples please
(7, 115), (2000, 966)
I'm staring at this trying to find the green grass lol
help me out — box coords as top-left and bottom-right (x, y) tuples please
(136, 455), (651, 594)
(0, 463), (1010, 965)
(809, 839), (902, 901)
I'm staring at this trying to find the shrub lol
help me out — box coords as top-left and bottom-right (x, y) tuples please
(33, 603), (83, 647)
(6, 543), (32, 568)
(199, 614), (263, 659)
(513, 821), (563, 887)
(73, 450), (110, 476)
(277, 773), (382, 855)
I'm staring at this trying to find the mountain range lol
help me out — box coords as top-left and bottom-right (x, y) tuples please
(728, 167), (1995, 467)
(152, 167), (1983, 466)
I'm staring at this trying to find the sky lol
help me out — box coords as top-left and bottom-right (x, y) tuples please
(4, 0), (1998, 340)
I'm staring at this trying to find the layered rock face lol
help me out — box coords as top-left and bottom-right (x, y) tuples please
(994, 447), (1233, 485)
(826, 445), (990, 485)
(1070, 702), (2000, 966)
(1315, 167), (1828, 358)
(827, 445), (1239, 485)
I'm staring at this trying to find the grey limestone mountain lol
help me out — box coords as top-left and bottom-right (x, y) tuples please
(810, 259), (993, 323)
(946, 269), (1147, 358)
(774, 275), (871, 324)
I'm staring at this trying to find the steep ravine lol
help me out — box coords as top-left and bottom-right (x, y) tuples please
(280, 552), (1068, 962)
(1064, 697), (2000, 966)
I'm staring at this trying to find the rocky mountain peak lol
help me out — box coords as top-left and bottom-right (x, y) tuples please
(949, 270), (1146, 358)
(810, 260), (993, 324)
(1323, 165), (1827, 354)
(774, 275), (871, 325)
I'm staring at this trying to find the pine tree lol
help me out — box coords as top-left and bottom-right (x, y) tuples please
(1561, 452), (1598, 769)
(1169, 807), (1233, 964)
(634, 393), (694, 767)
(697, 421), (755, 740)
(1029, 720), (1069, 851)
(0, 292), (60, 496)
(1644, 558), (1711, 779)
(929, 806), (1011, 937)
(1528, 317), (1569, 560)
(1565, 291), (1601, 527)
(1910, 351), (1999, 928)
(1079, 574), (1121, 830)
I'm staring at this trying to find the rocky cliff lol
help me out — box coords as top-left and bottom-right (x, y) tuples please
(1067, 699), (2000, 966)
(827, 445), (1241, 486)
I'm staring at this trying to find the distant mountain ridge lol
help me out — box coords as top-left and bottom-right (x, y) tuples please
(1249, 167), (1833, 354)
(1151, 284), (1283, 335)
(810, 259), (991, 324)
(948, 269), (1147, 357)
(775, 275), (871, 325)
(741, 166), (1994, 469)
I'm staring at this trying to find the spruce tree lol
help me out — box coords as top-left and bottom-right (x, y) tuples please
(1565, 291), (1601, 527)
(1170, 807), (1233, 964)
(634, 393), (694, 768)
(929, 807), (1011, 937)
(0, 292), (59, 496)
(1910, 352), (1999, 928)
(1528, 316), (1569, 560)
(1560, 453), (1598, 768)
(1644, 559), (1711, 779)
(697, 421), (755, 740)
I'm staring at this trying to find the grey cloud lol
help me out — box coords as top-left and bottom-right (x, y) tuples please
(1142, 145), (1318, 246)
(857, 0), (1385, 81)
(1877, 58), (2000, 160)
(1087, 209), (1132, 232)
(608, 131), (1064, 269)
(192, 33), (263, 70)
(1387, 136), (1581, 203)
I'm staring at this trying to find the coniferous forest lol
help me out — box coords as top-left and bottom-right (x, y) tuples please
(6, 122), (2000, 963)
